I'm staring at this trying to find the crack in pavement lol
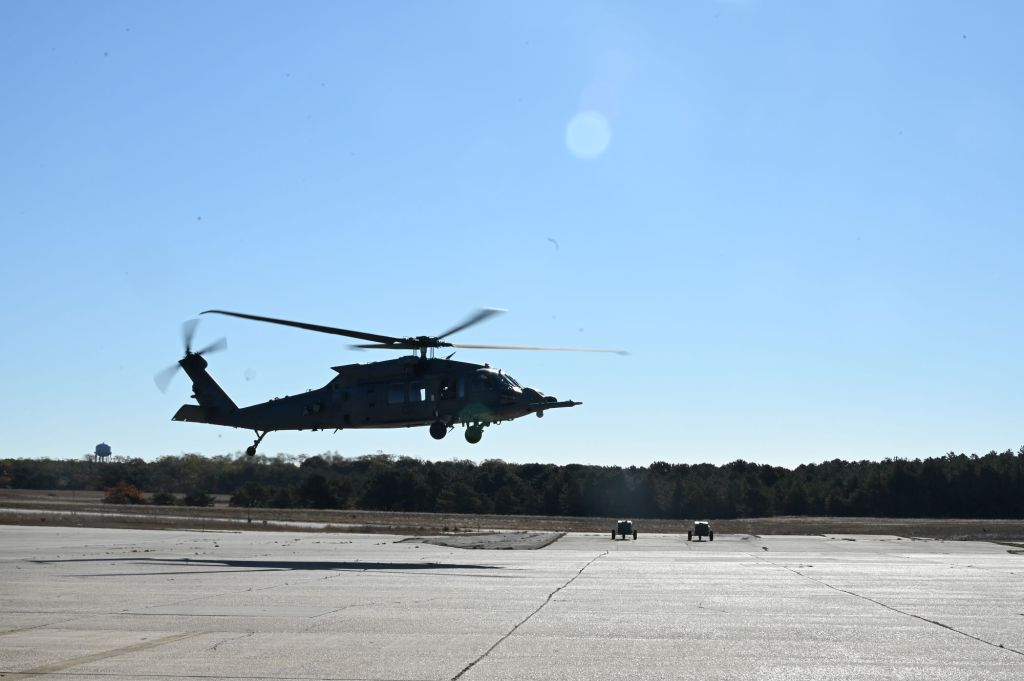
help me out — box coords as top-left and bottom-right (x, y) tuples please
(299, 596), (443, 633)
(749, 553), (1024, 658)
(697, 595), (728, 614)
(207, 631), (254, 652)
(450, 551), (607, 681)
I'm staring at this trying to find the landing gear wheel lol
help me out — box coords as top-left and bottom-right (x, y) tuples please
(246, 431), (267, 457)
(429, 421), (447, 440)
(633, 530), (638, 540)
(687, 531), (692, 541)
(465, 426), (483, 444)
(709, 531), (714, 541)
(611, 530), (616, 540)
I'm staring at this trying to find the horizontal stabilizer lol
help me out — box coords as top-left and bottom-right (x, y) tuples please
(172, 405), (213, 423)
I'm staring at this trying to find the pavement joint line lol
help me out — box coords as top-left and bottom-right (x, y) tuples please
(117, 557), (355, 616)
(750, 553), (1024, 659)
(0, 671), (430, 681)
(450, 550), (608, 681)
(0, 673), (427, 680)
(0, 614), (102, 639)
(0, 631), (200, 680)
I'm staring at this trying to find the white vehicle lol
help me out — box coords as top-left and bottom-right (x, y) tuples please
(687, 521), (713, 542)
(612, 519), (638, 540)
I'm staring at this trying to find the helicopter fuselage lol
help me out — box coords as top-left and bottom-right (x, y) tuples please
(172, 354), (578, 446)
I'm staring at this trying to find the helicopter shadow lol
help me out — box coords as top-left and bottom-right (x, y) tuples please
(32, 557), (506, 578)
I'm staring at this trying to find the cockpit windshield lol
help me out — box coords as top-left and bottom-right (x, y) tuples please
(499, 372), (522, 388)
(473, 369), (522, 393)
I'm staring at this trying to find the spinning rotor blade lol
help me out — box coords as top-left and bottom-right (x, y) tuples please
(181, 318), (200, 353)
(452, 343), (629, 355)
(154, 363), (181, 394)
(437, 308), (506, 340)
(156, 320), (228, 394)
(351, 342), (438, 351)
(352, 342), (628, 355)
(202, 310), (402, 345)
(201, 308), (626, 355)
(195, 337), (227, 356)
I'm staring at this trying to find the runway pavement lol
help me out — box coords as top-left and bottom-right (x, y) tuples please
(1, 525), (1022, 680)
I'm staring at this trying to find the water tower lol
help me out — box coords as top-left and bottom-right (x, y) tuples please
(94, 442), (112, 462)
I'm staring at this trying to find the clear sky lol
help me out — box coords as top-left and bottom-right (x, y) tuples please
(2, 1), (1021, 468)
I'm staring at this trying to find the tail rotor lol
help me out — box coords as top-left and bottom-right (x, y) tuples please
(154, 319), (227, 393)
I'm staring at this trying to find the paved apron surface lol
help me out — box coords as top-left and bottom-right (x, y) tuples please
(1, 526), (1022, 680)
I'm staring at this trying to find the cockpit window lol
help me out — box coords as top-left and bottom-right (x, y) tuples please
(470, 369), (520, 393)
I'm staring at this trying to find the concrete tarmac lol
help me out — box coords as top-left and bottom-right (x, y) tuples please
(1, 526), (1022, 680)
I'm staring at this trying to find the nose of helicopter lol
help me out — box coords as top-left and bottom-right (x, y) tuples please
(520, 387), (559, 406)
(522, 387), (542, 400)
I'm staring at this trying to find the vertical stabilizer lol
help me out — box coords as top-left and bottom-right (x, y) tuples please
(177, 353), (237, 418)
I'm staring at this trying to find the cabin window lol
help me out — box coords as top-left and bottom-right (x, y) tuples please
(457, 376), (466, 399)
(409, 382), (427, 402)
(438, 378), (454, 400)
(471, 374), (490, 393)
(387, 383), (405, 404)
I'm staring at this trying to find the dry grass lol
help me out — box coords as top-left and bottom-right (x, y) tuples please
(2, 489), (1022, 540)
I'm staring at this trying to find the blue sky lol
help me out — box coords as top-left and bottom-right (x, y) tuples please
(1, 1), (1021, 467)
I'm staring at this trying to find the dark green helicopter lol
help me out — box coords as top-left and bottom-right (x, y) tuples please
(156, 309), (625, 455)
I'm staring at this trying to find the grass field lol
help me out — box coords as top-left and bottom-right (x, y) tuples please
(2, 488), (1023, 540)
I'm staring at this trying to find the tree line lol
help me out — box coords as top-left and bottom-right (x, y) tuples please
(2, 448), (1023, 519)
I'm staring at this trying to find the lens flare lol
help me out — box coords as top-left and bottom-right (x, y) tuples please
(565, 110), (611, 159)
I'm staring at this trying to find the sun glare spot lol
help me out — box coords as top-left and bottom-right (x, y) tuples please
(565, 110), (611, 159)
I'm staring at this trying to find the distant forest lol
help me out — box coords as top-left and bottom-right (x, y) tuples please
(2, 448), (1023, 519)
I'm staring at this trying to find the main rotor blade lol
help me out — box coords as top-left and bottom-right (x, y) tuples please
(437, 308), (506, 340)
(351, 342), (441, 351)
(352, 340), (628, 354)
(154, 363), (181, 393)
(451, 343), (629, 355)
(202, 310), (402, 345)
(195, 337), (227, 356)
(181, 319), (200, 353)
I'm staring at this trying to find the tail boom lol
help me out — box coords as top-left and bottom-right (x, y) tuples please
(173, 353), (238, 424)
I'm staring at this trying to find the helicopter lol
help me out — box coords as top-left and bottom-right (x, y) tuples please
(156, 309), (626, 455)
